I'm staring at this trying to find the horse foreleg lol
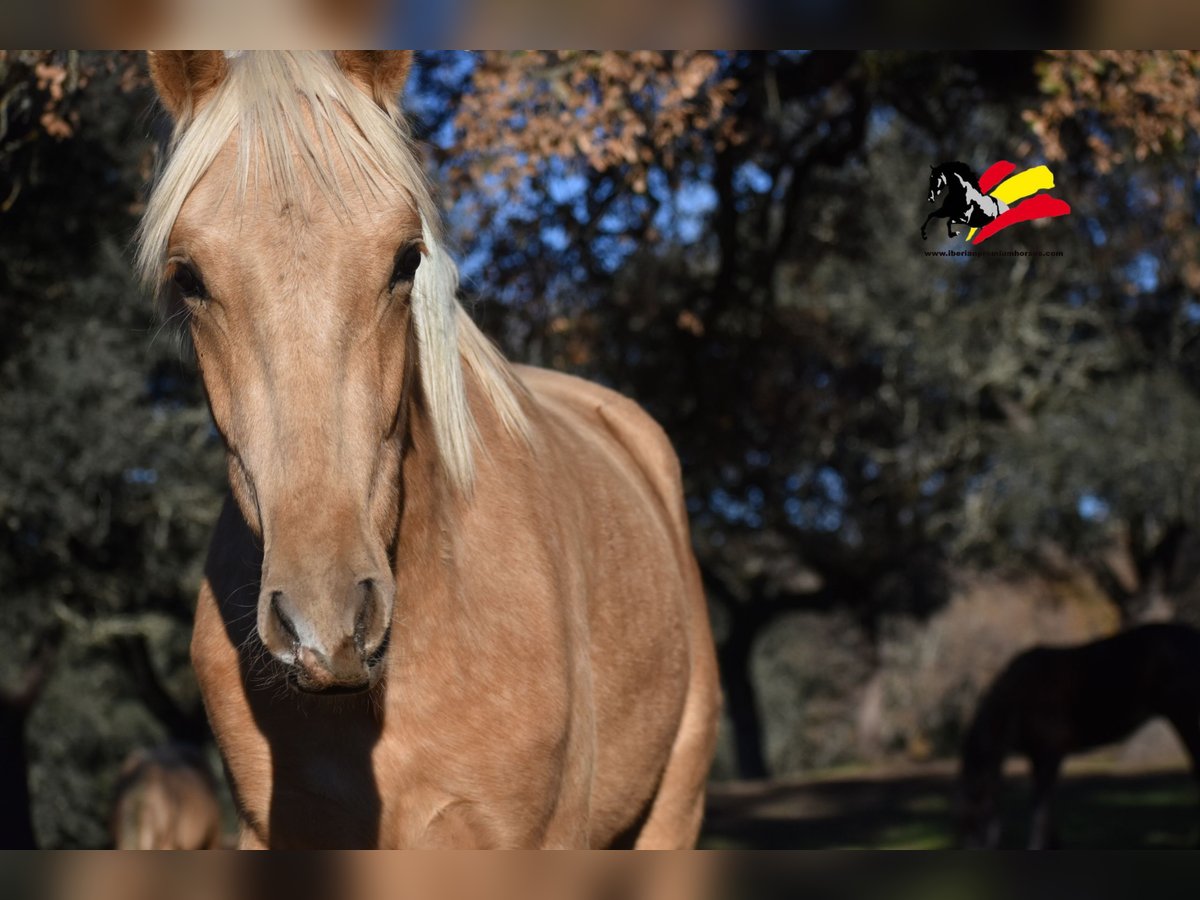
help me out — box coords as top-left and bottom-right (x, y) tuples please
(237, 823), (268, 850)
(921, 209), (943, 240)
(1028, 753), (1062, 849)
(632, 643), (721, 849)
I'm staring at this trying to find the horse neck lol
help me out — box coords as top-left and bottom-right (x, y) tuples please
(954, 174), (983, 200)
(389, 347), (529, 630)
(392, 355), (501, 578)
(394, 381), (458, 565)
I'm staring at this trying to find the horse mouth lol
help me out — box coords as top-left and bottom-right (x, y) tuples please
(288, 660), (385, 696)
(290, 675), (372, 696)
(280, 626), (391, 696)
(288, 643), (389, 697)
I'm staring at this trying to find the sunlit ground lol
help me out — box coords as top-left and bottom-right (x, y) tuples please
(702, 759), (1199, 849)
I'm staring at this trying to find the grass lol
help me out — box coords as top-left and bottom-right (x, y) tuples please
(700, 761), (1199, 849)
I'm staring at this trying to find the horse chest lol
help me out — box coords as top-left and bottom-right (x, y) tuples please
(209, 630), (582, 848)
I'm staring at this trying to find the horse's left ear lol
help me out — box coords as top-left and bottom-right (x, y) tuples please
(335, 51), (414, 109)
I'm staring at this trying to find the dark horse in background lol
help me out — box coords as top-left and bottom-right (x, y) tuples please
(922, 161), (1008, 240)
(958, 623), (1200, 848)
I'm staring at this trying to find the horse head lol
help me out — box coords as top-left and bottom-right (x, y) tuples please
(927, 165), (948, 204)
(142, 52), (437, 695)
(956, 766), (1002, 848)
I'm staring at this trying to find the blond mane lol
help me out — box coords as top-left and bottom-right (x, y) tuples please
(136, 50), (529, 492)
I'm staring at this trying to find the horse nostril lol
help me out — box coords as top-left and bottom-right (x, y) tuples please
(270, 590), (300, 645)
(353, 579), (375, 653)
(367, 625), (391, 667)
(353, 577), (393, 660)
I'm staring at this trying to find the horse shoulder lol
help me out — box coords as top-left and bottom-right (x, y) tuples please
(513, 365), (717, 847)
(515, 365), (687, 534)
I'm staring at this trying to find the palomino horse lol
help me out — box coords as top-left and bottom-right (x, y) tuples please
(958, 623), (1200, 848)
(138, 51), (720, 848)
(921, 161), (1008, 240)
(111, 745), (223, 849)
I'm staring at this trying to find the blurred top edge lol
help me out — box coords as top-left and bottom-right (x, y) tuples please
(3, 0), (1200, 50)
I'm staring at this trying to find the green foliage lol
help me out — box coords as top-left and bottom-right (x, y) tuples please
(1, 51), (225, 846)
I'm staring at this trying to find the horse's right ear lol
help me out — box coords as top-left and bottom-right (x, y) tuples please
(147, 51), (229, 122)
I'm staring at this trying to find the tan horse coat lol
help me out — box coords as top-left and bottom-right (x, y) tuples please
(146, 50), (719, 849)
(193, 366), (720, 848)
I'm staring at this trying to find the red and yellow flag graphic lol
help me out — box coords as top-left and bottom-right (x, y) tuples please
(967, 161), (1071, 244)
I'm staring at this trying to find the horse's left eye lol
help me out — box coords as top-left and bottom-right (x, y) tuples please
(389, 244), (423, 292)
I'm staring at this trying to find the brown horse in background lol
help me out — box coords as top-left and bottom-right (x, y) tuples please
(138, 51), (719, 848)
(958, 622), (1200, 848)
(111, 745), (223, 849)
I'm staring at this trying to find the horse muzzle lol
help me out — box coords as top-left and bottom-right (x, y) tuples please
(257, 572), (394, 696)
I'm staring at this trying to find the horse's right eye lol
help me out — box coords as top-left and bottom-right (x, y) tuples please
(172, 263), (208, 301)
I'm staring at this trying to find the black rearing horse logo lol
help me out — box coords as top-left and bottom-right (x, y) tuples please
(921, 162), (1009, 240)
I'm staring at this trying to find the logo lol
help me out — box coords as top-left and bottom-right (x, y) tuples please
(921, 161), (1070, 244)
